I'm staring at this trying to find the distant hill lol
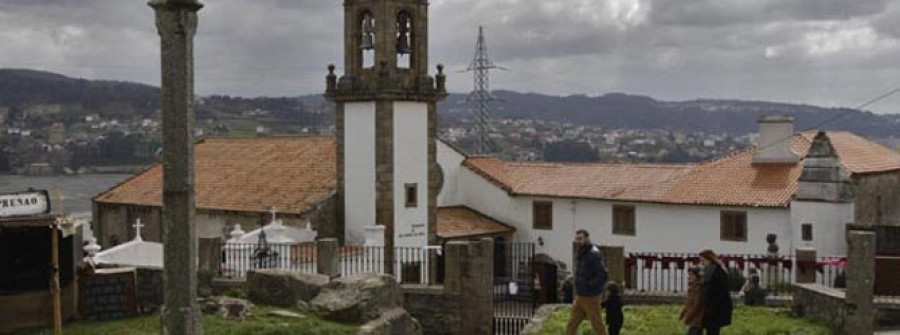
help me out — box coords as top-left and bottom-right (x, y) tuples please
(3, 69), (899, 138)
(0, 68), (161, 119)
(436, 90), (900, 137)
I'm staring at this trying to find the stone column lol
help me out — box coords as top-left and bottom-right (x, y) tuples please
(317, 238), (340, 278)
(795, 247), (817, 284)
(459, 239), (494, 335)
(148, 0), (203, 333)
(844, 230), (876, 335)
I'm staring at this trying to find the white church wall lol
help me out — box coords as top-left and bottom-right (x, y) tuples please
(790, 201), (853, 257)
(436, 140), (465, 207)
(457, 166), (793, 266)
(393, 102), (429, 246)
(343, 102), (377, 245)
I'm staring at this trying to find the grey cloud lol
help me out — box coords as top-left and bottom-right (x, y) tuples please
(1, 0), (899, 113)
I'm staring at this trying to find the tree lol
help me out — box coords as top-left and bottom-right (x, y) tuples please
(543, 140), (600, 162)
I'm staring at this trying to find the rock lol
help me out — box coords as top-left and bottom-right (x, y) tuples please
(358, 307), (422, 335)
(219, 297), (253, 321)
(246, 269), (329, 307)
(310, 273), (402, 323)
(296, 300), (311, 313)
(201, 299), (220, 314)
(521, 304), (568, 335)
(267, 309), (306, 319)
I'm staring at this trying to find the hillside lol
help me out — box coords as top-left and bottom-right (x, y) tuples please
(436, 91), (900, 137)
(3, 68), (900, 137)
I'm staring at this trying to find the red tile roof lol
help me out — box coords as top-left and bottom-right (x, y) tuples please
(94, 136), (336, 215)
(464, 132), (900, 208)
(436, 206), (515, 239)
(463, 158), (694, 203)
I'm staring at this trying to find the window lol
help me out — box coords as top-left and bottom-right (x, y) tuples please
(612, 205), (636, 236)
(801, 223), (813, 242)
(720, 211), (747, 242)
(533, 201), (553, 230)
(404, 183), (418, 208)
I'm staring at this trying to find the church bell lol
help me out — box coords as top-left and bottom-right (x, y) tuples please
(361, 33), (374, 50)
(396, 34), (410, 55)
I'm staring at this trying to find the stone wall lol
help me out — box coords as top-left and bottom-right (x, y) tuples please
(793, 284), (846, 332)
(402, 285), (461, 334)
(136, 268), (163, 313)
(400, 239), (493, 335)
(79, 268), (139, 320)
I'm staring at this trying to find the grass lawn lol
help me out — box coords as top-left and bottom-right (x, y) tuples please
(15, 306), (357, 335)
(541, 305), (833, 335)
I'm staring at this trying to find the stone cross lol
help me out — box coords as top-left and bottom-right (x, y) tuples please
(268, 207), (277, 224)
(148, 0), (203, 333)
(133, 218), (144, 242)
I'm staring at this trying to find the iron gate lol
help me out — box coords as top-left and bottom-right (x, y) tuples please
(493, 241), (537, 335)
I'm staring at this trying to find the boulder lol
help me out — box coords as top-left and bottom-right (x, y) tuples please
(218, 297), (254, 321)
(358, 308), (422, 335)
(310, 273), (402, 323)
(246, 269), (329, 307)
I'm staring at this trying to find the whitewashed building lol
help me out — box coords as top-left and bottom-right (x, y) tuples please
(436, 117), (900, 262)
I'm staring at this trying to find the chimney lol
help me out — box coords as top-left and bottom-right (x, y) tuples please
(752, 115), (799, 164)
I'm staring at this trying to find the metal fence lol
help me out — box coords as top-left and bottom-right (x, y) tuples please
(220, 243), (317, 279)
(493, 242), (537, 335)
(219, 242), (441, 285)
(340, 245), (441, 285)
(625, 253), (849, 296)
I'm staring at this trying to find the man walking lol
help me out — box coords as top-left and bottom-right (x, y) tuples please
(567, 229), (609, 335)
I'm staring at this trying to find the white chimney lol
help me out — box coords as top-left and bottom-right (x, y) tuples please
(753, 115), (799, 164)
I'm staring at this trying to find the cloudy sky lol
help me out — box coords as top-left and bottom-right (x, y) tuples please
(2, 0), (900, 113)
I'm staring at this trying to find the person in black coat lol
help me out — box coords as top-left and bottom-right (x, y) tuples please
(601, 282), (624, 335)
(699, 249), (733, 335)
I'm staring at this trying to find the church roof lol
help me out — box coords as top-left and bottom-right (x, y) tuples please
(464, 131), (900, 208)
(93, 136), (336, 215)
(436, 206), (515, 239)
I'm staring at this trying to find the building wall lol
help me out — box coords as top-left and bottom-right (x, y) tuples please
(436, 140), (465, 207)
(456, 167), (793, 265)
(343, 102), (377, 244)
(790, 201), (854, 257)
(393, 102), (428, 247)
(94, 204), (310, 245)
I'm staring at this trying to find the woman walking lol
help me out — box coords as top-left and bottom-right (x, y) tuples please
(699, 249), (732, 335)
(679, 267), (704, 335)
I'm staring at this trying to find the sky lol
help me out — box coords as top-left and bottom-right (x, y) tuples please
(2, 0), (900, 113)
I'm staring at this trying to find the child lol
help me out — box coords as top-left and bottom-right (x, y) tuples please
(602, 282), (624, 335)
(680, 267), (705, 335)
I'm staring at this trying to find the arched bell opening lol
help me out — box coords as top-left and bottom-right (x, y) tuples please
(396, 10), (412, 69)
(360, 10), (376, 69)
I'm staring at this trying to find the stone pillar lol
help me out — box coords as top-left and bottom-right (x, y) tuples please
(459, 239), (493, 335)
(844, 230), (876, 335)
(599, 246), (624, 285)
(795, 247), (817, 284)
(442, 241), (464, 294)
(317, 238), (340, 278)
(149, 0), (203, 333)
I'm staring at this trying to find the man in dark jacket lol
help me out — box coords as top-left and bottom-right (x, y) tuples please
(566, 229), (609, 335)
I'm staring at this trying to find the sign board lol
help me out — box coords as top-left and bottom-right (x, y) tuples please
(0, 190), (51, 218)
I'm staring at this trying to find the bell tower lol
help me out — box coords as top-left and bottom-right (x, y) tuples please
(326, 0), (446, 253)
